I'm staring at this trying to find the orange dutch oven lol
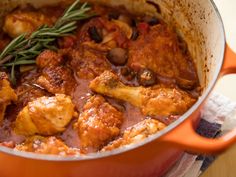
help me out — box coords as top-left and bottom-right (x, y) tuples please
(0, 0), (236, 177)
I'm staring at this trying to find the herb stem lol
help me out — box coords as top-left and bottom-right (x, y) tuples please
(0, 0), (93, 83)
(0, 55), (14, 65)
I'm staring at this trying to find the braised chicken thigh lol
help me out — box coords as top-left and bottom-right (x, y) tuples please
(128, 25), (198, 90)
(14, 94), (76, 136)
(36, 50), (76, 95)
(70, 46), (111, 80)
(102, 118), (166, 151)
(76, 95), (123, 151)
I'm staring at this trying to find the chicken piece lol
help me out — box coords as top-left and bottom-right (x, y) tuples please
(15, 136), (79, 156)
(36, 50), (76, 95)
(128, 25), (198, 90)
(3, 10), (54, 38)
(36, 50), (64, 69)
(0, 141), (15, 148)
(14, 94), (76, 136)
(37, 66), (76, 95)
(102, 118), (166, 151)
(0, 72), (17, 123)
(70, 46), (111, 79)
(76, 95), (123, 151)
(89, 71), (196, 117)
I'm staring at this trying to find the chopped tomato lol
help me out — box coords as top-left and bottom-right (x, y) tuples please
(137, 22), (150, 35)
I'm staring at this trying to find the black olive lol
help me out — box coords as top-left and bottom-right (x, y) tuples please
(144, 16), (160, 26)
(148, 17), (160, 26)
(131, 28), (139, 40)
(137, 68), (157, 87)
(88, 26), (103, 43)
(108, 12), (120, 20)
(131, 19), (137, 27)
(120, 67), (136, 81)
(107, 48), (128, 66)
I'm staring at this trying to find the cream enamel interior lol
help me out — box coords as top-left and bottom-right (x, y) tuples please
(0, 0), (226, 158)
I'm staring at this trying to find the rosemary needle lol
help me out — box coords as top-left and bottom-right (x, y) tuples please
(0, 0), (93, 84)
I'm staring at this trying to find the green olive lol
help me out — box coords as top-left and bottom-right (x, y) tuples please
(137, 68), (157, 87)
(107, 48), (128, 66)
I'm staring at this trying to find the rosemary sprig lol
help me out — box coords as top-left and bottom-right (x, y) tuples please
(0, 0), (92, 84)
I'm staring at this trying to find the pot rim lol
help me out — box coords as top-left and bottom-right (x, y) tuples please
(0, 0), (226, 161)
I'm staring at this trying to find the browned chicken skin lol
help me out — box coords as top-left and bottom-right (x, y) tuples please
(15, 136), (79, 156)
(36, 50), (65, 68)
(76, 95), (123, 152)
(0, 72), (17, 123)
(14, 94), (76, 136)
(90, 71), (196, 117)
(102, 118), (166, 151)
(128, 25), (198, 89)
(70, 46), (111, 80)
(37, 66), (76, 95)
(3, 10), (55, 38)
(36, 50), (76, 95)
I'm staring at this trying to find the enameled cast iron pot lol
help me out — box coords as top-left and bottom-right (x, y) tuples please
(0, 0), (236, 177)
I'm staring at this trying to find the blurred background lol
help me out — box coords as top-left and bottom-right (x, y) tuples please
(202, 0), (236, 177)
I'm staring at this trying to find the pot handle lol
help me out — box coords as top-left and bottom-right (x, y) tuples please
(159, 118), (236, 154)
(222, 44), (236, 74)
(160, 44), (236, 154)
